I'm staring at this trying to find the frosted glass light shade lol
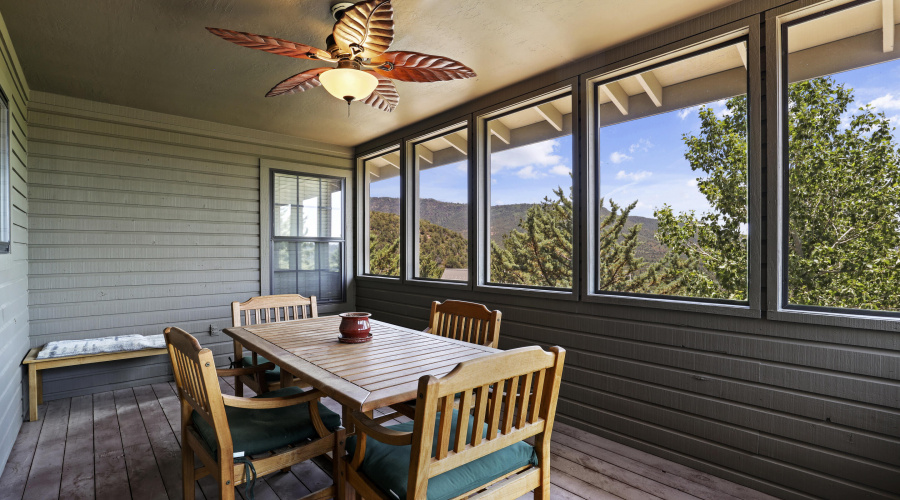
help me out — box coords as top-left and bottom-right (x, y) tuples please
(320, 68), (378, 102)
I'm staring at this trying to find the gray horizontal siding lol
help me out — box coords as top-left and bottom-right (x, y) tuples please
(355, 280), (900, 500)
(27, 91), (353, 400)
(0, 9), (28, 480)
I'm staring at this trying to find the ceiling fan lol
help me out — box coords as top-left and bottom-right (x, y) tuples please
(206, 0), (476, 112)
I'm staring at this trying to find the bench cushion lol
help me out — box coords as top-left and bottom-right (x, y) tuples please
(347, 409), (537, 500)
(242, 355), (281, 382)
(191, 386), (341, 457)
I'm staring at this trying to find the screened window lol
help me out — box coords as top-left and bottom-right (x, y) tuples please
(0, 92), (8, 254)
(594, 40), (749, 302)
(485, 95), (574, 289)
(412, 128), (469, 281)
(271, 172), (344, 302)
(783, 1), (900, 313)
(364, 149), (401, 277)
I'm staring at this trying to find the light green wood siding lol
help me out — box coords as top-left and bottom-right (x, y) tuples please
(0, 8), (28, 478)
(27, 92), (353, 401)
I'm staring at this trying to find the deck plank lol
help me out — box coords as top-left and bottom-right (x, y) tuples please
(133, 385), (189, 500)
(1, 380), (781, 500)
(60, 395), (94, 500)
(92, 391), (130, 499)
(113, 389), (168, 500)
(553, 424), (779, 500)
(0, 406), (46, 500)
(22, 399), (69, 500)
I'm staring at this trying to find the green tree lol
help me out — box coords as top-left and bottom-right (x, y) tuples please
(654, 95), (749, 300)
(490, 187), (688, 293)
(368, 211), (400, 276)
(658, 77), (900, 310)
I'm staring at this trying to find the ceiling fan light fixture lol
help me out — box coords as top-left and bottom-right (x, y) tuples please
(320, 62), (378, 103)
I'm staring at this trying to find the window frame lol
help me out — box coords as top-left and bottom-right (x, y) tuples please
(260, 158), (354, 314)
(357, 144), (404, 282)
(767, 0), (900, 331)
(0, 88), (9, 255)
(581, 21), (762, 318)
(403, 118), (474, 289)
(269, 169), (346, 304)
(474, 80), (581, 300)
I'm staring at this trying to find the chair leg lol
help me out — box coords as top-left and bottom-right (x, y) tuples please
(335, 427), (347, 500)
(534, 432), (552, 500)
(182, 442), (195, 500)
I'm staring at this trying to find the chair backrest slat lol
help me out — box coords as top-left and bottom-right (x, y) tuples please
(409, 346), (565, 488)
(164, 327), (232, 455)
(427, 300), (501, 348)
(232, 294), (319, 327)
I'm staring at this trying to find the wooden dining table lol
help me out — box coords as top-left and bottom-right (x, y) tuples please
(223, 315), (500, 412)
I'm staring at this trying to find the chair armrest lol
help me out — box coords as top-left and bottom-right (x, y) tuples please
(215, 362), (276, 377)
(221, 389), (325, 409)
(350, 411), (413, 446)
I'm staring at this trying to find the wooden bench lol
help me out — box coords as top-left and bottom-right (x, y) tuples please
(22, 346), (168, 421)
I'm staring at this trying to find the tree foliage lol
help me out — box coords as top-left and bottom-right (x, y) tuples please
(367, 211), (469, 279)
(659, 77), (900, 310)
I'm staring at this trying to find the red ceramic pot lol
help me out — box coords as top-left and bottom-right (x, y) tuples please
(338, 312), (371, 339)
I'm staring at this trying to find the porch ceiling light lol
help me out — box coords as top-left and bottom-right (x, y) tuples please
(319, 60), (378, 105)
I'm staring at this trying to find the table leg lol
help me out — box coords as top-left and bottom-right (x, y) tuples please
(28, 365), (38, 422)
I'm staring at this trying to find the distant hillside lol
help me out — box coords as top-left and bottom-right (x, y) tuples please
(371, 197), (667, 262)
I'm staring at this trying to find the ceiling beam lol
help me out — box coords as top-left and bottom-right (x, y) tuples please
(489, 120), (511, 144)
(416, 145), (433, 164)
(737, 41), (748, 68)
(885, 0), (894, 53)
(635, 71), (663, 107)
(443, 134), (468, 155)
(601, 81), (629, 115)
(382, 152), (401, 168)
(536, 103), (564, 132)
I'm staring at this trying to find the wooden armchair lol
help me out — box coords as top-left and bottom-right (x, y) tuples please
(344, 345), (565, 500)
(164, 327), (344, 500)
(425, 299), (501, 348)
(231, 294), (318, 396)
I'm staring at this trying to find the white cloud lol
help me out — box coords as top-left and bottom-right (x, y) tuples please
(490, 139), (562, 173)
(869, 93), (900, 110)
(550, 165), (571, 176)
(628, 138), (653, 153)
(609, 151), (633, 164)
(678, 106), (699, 120)
(602, 172), (712, 218)
(616, 170), (651, 182)
(687, 179), (698, 187)
(516, 165), (546, 179)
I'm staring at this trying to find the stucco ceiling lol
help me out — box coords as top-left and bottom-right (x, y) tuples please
(0, 0), (741, 147)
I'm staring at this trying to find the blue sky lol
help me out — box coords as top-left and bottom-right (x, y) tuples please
(369, 57), (900, 218)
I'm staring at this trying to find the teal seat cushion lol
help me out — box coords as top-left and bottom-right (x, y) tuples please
(242, 355), (281, 382)
(191, 386), (341, 457)
(347, 409), (537, 500)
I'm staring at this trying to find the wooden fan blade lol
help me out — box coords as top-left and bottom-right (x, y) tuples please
(206, 27), (330, 61)
(266, 68), (332, 97)
(370, 51), (477, 82)
(333, 0), (394, 59)
(362, 72), (399, 112)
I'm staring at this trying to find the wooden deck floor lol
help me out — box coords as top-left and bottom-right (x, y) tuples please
(0, 379), (778, 500)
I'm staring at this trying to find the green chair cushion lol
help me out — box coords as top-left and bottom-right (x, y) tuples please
(347, 409), (537, 500)
(242, 355), (281, 382)
(191, 386), (341, 458)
